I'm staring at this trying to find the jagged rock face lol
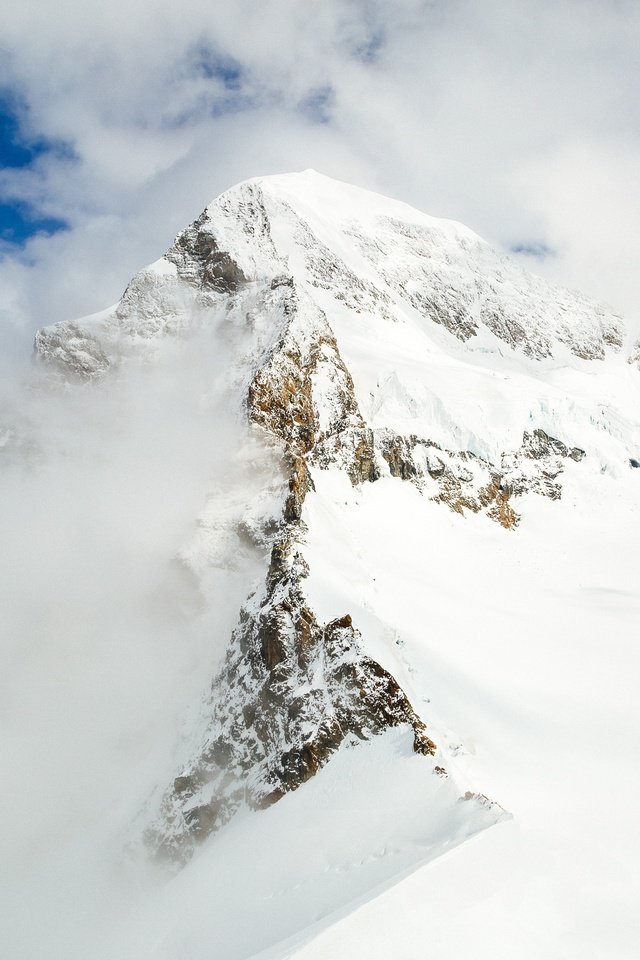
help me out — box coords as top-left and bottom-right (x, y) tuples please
(248, 278), (359, 451)
(376, 426), (586, 529)
(146, 531), (435, 863)
(30, 171), (633, 864)
(341, 214), (624, 360)
(166, 210), (248, 293)
(247, 276), (380, 486)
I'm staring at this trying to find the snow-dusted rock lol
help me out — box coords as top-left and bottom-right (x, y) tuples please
(34, 320), (111, 381)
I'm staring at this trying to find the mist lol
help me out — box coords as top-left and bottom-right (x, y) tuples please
(0, 324), (277, 958)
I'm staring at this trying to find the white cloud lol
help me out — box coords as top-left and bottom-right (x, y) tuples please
(1, 0), (639, 369)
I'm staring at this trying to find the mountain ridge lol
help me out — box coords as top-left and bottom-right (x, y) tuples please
(30, 171), (640, 865)
(13, 173), (639, 960)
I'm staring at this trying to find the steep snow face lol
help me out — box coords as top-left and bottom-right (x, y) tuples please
(259, 170), (624, 358)
(35, 170), (636, 463)
(9, 171), (640, 959)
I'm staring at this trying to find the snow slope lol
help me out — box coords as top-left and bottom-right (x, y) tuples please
(283, 466), (640, 960)
(2, 170), (639, 959)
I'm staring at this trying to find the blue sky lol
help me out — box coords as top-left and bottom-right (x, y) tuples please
(0, 95), (69, 245)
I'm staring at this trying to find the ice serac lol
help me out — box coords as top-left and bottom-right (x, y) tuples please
(32, 171), (637, 864)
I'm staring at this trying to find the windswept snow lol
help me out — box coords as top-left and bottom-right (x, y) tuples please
(278, 463), (640, 960)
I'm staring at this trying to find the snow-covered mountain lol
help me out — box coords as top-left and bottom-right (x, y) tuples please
(4, 171), (640, 959)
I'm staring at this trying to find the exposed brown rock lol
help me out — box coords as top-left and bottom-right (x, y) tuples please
(283, 452), (314, 522)
(166, 211), (248, 292)
(486, 492), (519, 530)
(146, 526), (436, 862)
(380, 433), (419, 480)
(246, 279), (381, 493)
(376, 426), (584, 528)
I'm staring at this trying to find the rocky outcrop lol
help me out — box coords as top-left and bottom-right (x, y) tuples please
(290, 209), (396, 323)
(376, 427), (585, 529)
(166, 210), (248, 293)
(146, 530), (435, 863)
(247, 276), (380, 486)
(500, 429), (585, 502)
(342, 214), (623, 361)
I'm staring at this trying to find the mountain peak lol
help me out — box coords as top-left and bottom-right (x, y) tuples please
(31, 172), (639, 858)
(35, 171), (629, 455)
(9, 168), (640, 957)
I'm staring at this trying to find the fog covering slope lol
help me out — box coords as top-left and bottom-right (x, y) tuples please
(1, 171), (639, 959)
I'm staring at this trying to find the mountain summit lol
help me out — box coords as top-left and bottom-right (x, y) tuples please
(24, 171), (640, 958)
